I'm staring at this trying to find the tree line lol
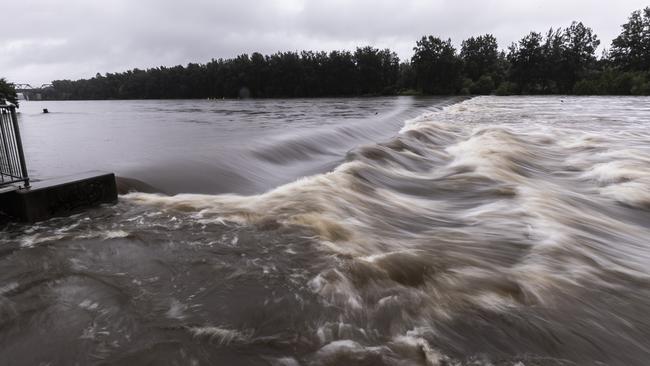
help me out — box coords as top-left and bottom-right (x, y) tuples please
(4, 7), (650, 101)
(0, 79), (19, 105)
(46, 48), (401, 99)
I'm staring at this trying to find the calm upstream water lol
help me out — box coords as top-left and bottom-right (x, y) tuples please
(15, 97), (458, 195)
(1, 96), (650, 366)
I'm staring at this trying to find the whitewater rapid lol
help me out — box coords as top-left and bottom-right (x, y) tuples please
(2, 96), (650, 365)
(120, 96), (650, 365)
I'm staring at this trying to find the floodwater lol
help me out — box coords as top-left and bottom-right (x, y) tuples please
(15, 97), (458, 194)
(1, 96), (650, 366)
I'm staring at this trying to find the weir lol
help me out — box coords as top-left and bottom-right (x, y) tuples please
(0, 101), (117, 222)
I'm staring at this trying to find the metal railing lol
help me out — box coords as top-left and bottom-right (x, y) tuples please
(0, 103), (30, 188)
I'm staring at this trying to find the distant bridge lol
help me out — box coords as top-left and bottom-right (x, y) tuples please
(15, 83), (53, 90)
(14, 83), (53, 101)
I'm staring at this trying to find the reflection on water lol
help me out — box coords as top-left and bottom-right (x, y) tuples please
(2, 96), (650, 366)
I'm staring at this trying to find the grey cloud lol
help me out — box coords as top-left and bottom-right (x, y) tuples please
(1, 0), (647, 85)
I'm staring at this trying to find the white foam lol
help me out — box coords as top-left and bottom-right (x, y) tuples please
(166, 298), (187, 320)
(583, 161), (648, 184)
(102, 230), (130, 239)
(20, 234), (65, 248)
(187, 326), (250, 345)
(391, 335), (448, 366)
(308, 270), (363, 310)
(268, 357), (301, 366)
(315, 340), (382, 361)
(600, 179), (650, 208)
(0, 282), (18, 296)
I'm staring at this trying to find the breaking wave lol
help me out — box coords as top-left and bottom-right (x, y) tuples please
(122, 96), (650, 365)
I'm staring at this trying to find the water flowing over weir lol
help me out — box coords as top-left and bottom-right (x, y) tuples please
(2, 96), (650, 365)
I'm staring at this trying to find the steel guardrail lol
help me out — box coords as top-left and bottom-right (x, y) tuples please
(0, 103), (30, 188)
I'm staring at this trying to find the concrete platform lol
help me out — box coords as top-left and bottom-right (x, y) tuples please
(0, 171), (118, 222)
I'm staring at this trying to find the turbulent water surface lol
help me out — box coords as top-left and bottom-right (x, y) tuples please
(1, 96), (650, 366)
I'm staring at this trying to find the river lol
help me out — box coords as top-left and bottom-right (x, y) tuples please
(1, 96), (650, 365)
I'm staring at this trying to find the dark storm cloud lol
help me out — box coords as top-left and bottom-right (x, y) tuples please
(2, 0), (647, 85)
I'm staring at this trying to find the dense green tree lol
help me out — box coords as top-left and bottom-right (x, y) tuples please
(460, 34), (506, 94)
(560, 22), (600, 91)
(574, 69), (650, 95)
(45, 48), (401, 100)
(507, 32), (545, 93)
(377, 49), (400, 94)
(397, 62), (416, 92)
(610, 7), (650, 71)
(507, 22), (599, 94)
(541, 28), (566, 92)
(0, 78), (18, 106)
(299, 51), (325, 97)
(460, 34), (500, 81)
(354, 46), (384, 94)
(411, 36), (462, 94)
(323, 50), (357, 95)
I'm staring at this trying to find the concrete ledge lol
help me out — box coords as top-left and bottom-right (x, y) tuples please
(0, 171), (117, 222)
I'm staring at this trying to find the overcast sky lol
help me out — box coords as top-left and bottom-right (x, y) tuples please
(2, 0), (648, 85)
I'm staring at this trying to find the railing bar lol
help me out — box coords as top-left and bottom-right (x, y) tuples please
(0, 111), (13, 177)
(1, 111), (9, 181)
(5, 115), (18, 178)
(0, 117), (6, 177)
(5, 116), (15, 177)
(10, 106), (29, 187)
(10, 118), (21, 178)
(10, 114), (22, 179)
(0, 105), (29, 187)
(0, 111), (7, 176)
(5, 110), (17, 178)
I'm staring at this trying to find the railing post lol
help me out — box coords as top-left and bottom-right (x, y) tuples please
(9, 105), (30, 188)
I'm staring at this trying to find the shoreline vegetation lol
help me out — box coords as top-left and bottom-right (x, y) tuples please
(3, 7), (650, 102)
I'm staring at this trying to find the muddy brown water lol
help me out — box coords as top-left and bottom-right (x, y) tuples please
(2, 96), (650, 366)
